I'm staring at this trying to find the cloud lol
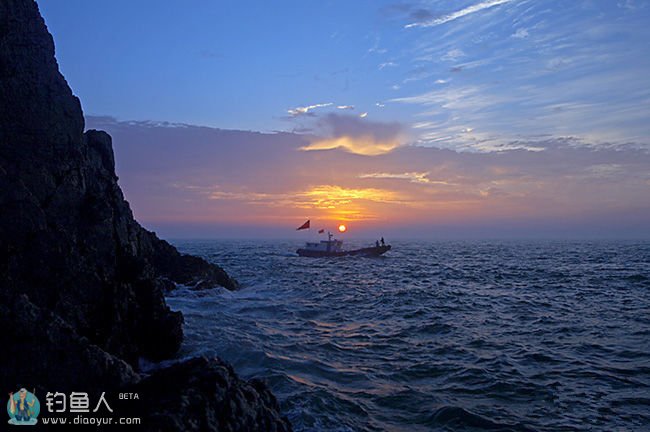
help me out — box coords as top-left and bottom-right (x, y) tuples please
(618, 0), (646, 10)
(182, 184), (403, 222)
(405, 0), (518, 28)
(86, 116), (650, 238)
(288, 103), (357, 117)
(367, 35), (387, 54)
(299, 185), (402, 206)
(511, 27), (529, 39)
(546, 57), (571, 70)
(208, 190), (278, 202)
(200, 184), (405, 221)
(390, 44), (650, 151)
(393, 0), (650, 153)
(441, 49), (466, 61)
(302, 135), (399, 156)
(287, 102), (333, 117)
(300, 113), (406, 155)
(358, 171), (449, 184)
(208, 185), (399, 206)
(379, 61), (398, 70)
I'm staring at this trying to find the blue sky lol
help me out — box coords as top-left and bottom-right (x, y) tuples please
(40, 0), (650, 150)
(37, 1), (650, 238)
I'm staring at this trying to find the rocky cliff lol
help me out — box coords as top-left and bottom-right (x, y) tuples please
(0, 1), (290, 430)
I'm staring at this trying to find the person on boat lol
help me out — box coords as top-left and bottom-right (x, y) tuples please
(375, 240), (380, 247)
(381, 237), (385, 246)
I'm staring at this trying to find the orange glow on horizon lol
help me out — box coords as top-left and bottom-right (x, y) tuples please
(147, 179), (515, 228)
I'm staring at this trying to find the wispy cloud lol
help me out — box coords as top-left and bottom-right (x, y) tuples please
(367, 35), (387, 54)
(441, 49), (465, 61)
(379, 61), (398, 70)
(618, 0), (646, 11)
(288, 103), (357, 117)
(208, 185), (401, 206)
(405, 0), (518, 28)
(358, 171), (451, 184)
(287, 102), (333, 117)
(205, 184), (405, 221)
(511, 27), (529, 39)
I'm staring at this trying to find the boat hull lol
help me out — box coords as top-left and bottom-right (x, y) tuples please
(296, 245), (391, 257)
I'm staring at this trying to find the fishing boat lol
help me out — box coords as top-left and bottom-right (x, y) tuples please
(296, 232), (391, 257)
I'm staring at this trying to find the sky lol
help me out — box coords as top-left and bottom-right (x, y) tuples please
(39, 0), (650, 238)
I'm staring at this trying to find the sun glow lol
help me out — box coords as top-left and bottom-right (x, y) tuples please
(300, 185), (399, 207)
(298, 185), (403, 221)
(338, 224), (347, 233)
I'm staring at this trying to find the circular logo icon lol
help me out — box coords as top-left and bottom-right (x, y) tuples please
(7, 389), (40, 425)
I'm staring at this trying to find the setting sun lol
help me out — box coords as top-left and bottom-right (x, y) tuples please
(338, 224), (347, 233)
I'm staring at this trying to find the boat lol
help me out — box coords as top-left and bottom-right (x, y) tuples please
(296, 232), (391, 257)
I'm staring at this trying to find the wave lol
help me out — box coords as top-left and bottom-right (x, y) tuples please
(167, 239), (650, 431)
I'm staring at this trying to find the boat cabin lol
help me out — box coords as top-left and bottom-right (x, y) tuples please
(302, 239), (343, 253)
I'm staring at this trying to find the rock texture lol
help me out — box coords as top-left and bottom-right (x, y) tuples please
(126, 357), (290, 431)
(0, 1), (289, 430)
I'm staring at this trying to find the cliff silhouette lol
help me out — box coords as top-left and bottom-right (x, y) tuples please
(0, 1), (290, 430)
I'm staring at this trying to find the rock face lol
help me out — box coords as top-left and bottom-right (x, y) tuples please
(127, 357), (290, 431)
(0, 1), (289, 430)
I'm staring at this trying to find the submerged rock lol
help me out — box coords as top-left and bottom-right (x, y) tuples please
(0, 1), (288, 430)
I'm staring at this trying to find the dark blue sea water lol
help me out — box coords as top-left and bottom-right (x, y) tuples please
(166, 240), (650, 431)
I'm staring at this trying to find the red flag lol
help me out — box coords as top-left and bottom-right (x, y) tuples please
(296, 220), (310, 230)
(318, 229), (325, 234)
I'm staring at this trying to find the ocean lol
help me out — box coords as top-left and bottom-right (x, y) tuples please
(165, 240), (650, 431)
